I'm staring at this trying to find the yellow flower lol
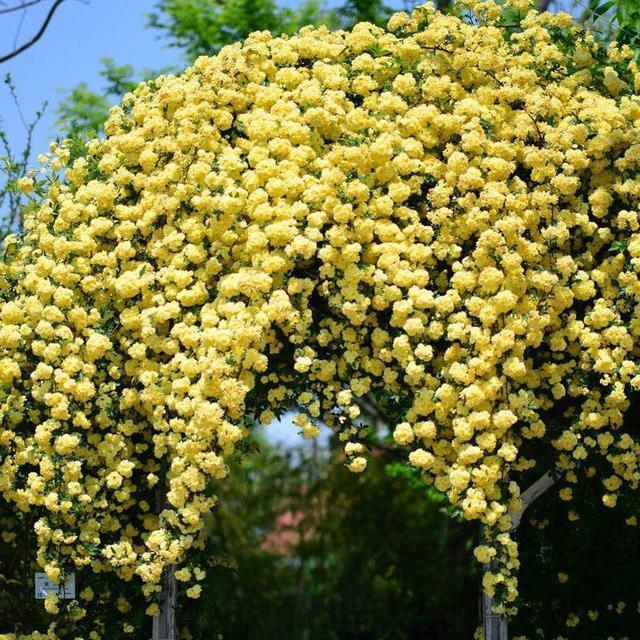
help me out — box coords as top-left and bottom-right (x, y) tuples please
(1, 1), (639, 625)
(474, 545), (496, 564)
(44, 592), (59, 614)
(53, 434), (80, 456)
(393, 423), (414, 446)
(17, 176), (34, 194)
(186, 584), (202, 598)
(348, 457), (367, 473)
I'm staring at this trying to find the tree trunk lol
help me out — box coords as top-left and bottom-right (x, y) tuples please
(152, 565), (177, 640)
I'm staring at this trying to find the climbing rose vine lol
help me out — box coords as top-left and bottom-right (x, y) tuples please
(2, 0), (640, 635)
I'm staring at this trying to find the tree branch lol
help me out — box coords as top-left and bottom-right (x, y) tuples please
(510, 471), (556, 531)
(13, 3), (28, 50)
(0, 0), (47, 16)
(0, 0), (65, 64)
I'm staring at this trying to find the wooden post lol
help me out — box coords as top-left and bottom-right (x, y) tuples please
(152, 565), (177, 640)
(510, 472), (555, 532)
(153, 485), (178, 640)
(480, 471), (556, 640)
(482, 581), (509, 640)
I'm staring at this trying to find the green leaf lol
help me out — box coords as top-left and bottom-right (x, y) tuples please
(592, 0), (615, 19)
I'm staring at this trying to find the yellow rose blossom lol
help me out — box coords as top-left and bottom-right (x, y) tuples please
(1, 1), (640, 634)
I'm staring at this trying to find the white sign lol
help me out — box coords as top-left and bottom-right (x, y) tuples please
(34, 572), (76, 599)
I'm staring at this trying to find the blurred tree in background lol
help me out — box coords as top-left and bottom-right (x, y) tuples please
(0, 429), (479, 639)
(147, 0), (340, 59)
(585, 0), (640, 52)
(177, 436), (478, 640)
(55, 59), (140, 137)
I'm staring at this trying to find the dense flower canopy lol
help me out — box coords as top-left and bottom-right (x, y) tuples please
(2, 0), (640, 634)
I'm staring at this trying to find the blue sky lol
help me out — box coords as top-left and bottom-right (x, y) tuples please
(1, 0), (183, 159)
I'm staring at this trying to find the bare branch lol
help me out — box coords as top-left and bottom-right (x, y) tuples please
(0, 0), (66, 64)
(13, 3), (28, 49)
(0, 74), (47, 233)
(0, 0), (47, 16)
(510, 471), (556, 531)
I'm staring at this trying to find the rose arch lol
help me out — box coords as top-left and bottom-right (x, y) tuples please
(1, 1), (640, 638)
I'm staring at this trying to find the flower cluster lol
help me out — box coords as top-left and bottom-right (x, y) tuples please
(1, 0), (640, 633)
